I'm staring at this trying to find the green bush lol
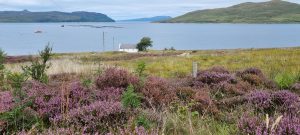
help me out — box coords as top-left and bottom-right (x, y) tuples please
(121, 84), (141, 109)
(0, 49), (5, 89)
(135, 61), (147, 78)
(274, 73), (297, 89)
(22, 45), (53, 83)
(6, 72), (28, 101)
(0, 101), (42, 134)
(135, 114), (151, 129)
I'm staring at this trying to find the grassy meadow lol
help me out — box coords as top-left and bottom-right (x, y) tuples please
(7, 47), (299, 78)
(1, 47), (300, 135)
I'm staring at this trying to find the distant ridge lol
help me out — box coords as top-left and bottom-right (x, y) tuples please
(161, 0), (300, 23)
(0, 10), (115, 22)
(119, 16), (172, 22)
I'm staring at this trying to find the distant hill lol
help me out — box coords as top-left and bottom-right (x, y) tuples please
(161, 0), (300, 23)
(0, 10), (115, 22)
(119, 16), (172, 22)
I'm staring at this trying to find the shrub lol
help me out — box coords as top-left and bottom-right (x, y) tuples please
(0, 91), (14, 113)
(135, 114), (151, 129)
(135, 61), (147, 77)
(95, 87), (124, 102)
(0, 103), (41, 134)
(247, 91), (273, 114)
(121, 85), (141, 109)
(22, 81), (61, 120)
(96, 67), (139, 89)
(66, 81), (92, 109)
(238, 114), (300, 135)
(6, 72), (28, 101)
(272, 90), (300, 115)
(193, 67), (234, 87)
(247, 90), (300, 116)
(193, 91), (218, 115)
(141, 76), (176, 107)
(195, 72), (234, 85)
(22, 45), (53, 83)
(0, 49), (5, 89)
(237, 68), (272, 86)
(54, 101), (126, 133)
(275, 73), (297, 89)
(175, 87), (196, 102)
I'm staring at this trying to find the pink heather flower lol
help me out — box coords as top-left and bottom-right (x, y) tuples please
(0, 91), (14, 113)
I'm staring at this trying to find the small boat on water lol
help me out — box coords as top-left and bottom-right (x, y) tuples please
(34, 30), (43, 34)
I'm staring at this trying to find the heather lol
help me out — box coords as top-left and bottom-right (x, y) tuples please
(1, 47), (300, 134)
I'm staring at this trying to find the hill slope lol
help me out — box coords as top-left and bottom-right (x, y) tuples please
(0, 10), (115, 22)
(119, 16), (172, 22)
(161, 0), (300, 23)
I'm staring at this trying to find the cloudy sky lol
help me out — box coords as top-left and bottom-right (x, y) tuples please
(0, 0), (299, 20)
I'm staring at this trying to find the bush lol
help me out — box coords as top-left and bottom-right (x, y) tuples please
(6, 72), (28, 101)
(247, 90), (300, 116)
(96, 67), (139, 89)
(95, 87), (124, 102)
(135, 61), (147, 78)
(238, 114), (300, 135)
(54, 101), (126, 133)
(275, 73), (297, 89)
(22, 81), (61, 120)
(0, 49), (5, 89)
(0, 91), (14, 113)
(22, 45), (53, 83)
(0, 105), (42, 134)
(141, 76), (176, 107)
(121, 85), (141, 109)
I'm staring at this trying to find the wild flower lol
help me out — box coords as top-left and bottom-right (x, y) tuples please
(22, 81), (61, 119)
(247, 90), (300, 115)
(272, 90), (300, 116)
(95, 87), (124, 102)
(247, 91), (273, 114)
(0, 91), (14, 113)
(238, 114), (300, 135)
(141, 76), (176, 107)
(96, 67), (139, 89)
(54, 101), (126, 133)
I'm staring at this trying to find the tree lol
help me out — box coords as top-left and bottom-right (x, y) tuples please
(136, 37), (153, 52)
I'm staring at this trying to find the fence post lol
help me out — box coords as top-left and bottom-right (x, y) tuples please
(193, 62), (198, 78)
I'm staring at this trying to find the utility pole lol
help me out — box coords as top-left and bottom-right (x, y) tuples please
(102, 32), (105, 52)
(113, 37), (115, 51)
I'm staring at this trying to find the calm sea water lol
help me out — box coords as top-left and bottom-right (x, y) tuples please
(0, 22), (300, 55)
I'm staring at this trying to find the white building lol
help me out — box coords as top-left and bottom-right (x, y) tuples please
(119, 44), (138, 53)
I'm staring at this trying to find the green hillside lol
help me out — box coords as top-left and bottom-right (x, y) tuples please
(161, 0), (300, 23)
(0, 10), (115, 22)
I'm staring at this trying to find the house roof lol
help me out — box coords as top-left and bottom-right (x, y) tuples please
(120, 44), (137, 49)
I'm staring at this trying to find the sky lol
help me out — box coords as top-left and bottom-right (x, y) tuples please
(0, 0), (299, 20)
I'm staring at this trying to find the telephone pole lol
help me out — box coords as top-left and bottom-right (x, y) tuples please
(102, 32), (105, 52)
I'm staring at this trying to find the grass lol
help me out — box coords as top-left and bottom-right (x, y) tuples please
(104, 48), (300, 79)
(5, 47), (300, 80)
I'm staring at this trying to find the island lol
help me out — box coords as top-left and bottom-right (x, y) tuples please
(160, 0), (300, 23)
(0, 10), (115, 22)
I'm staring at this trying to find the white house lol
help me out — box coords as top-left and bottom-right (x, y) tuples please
(119, 44), (138, 53)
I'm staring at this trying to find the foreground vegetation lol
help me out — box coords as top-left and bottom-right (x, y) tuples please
(1, 47), (300, 134)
